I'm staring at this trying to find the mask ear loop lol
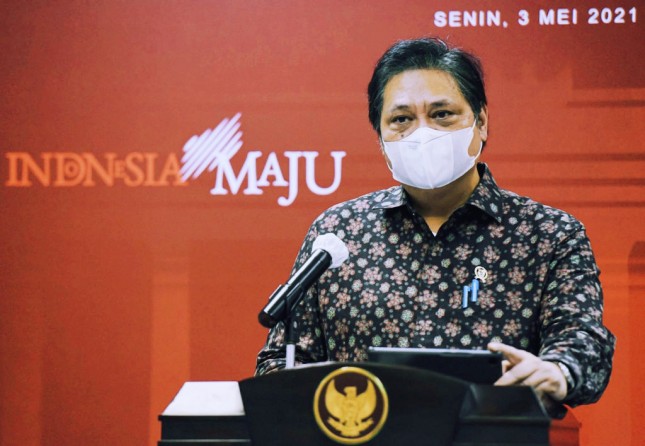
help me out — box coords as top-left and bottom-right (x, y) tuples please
(469, 118), (483, 159)
(476, 117), (485, 157)
(379, 138), (394, 172)
(474, 112), (489, 149)
(473, 141), (483, 159)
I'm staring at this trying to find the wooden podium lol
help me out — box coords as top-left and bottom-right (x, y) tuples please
(159, 363), (579, 446)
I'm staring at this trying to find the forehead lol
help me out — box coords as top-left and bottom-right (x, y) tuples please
(382, 69), (466, 110)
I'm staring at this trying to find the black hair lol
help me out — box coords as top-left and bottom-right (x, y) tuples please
(367, 37), (487, 135)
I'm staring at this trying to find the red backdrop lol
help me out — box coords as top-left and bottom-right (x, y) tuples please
(1, 1), (643, 445)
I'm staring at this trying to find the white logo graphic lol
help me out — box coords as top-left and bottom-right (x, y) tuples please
(181, 113), (244, 182)
(180, 113), (346, 206)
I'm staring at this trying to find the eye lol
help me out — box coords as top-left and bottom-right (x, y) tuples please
(391, 115), (411, 124)
(433, 110), (453, 120)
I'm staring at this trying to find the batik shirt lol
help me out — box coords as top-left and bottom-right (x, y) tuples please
(255, 164), (615, 407)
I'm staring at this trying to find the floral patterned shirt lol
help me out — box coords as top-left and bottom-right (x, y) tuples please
(255, 164), (615, 406)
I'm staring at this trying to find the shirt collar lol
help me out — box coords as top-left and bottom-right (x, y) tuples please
(370, 163), (504, 223)
(466, 163), (504, 223)
(369, 185), (405, 209)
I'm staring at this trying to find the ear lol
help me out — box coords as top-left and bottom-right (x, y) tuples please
(476, 106), (489, 142)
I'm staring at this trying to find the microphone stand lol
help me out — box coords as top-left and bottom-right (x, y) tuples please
(283, 292), (304, 369)
(284, 319), (296, 369)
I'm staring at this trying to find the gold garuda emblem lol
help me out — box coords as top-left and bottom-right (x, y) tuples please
(313, 367), (389, 444)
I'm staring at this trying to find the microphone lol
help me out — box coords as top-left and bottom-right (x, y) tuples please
(258, 233), (349, 328)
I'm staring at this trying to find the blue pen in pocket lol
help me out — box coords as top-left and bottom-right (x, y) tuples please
(462, 266), (488, 309)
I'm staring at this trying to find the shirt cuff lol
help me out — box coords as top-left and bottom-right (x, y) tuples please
(555, 361), (576, 392)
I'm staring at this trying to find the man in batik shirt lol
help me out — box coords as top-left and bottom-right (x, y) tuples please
(256, 38), (615, 409)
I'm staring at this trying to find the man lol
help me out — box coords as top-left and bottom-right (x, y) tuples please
(256, 37), (615, 409)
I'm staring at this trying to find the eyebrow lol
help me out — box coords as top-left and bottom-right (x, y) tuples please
(385, 100), (454, 113)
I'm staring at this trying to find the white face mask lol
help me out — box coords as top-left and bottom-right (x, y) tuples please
(382, 121), (481, 189)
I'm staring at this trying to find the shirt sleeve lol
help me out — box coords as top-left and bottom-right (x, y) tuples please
(255, 222), (329, 375)
(537, 219), (616, 406)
